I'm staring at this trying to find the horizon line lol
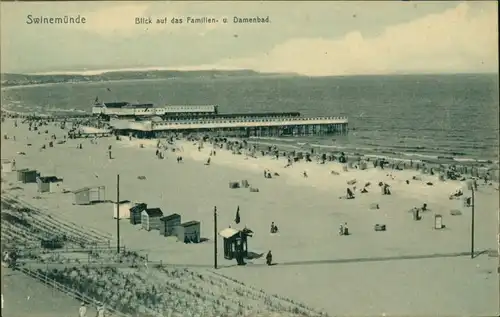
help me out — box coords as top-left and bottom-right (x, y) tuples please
(1, 67), (498, 78)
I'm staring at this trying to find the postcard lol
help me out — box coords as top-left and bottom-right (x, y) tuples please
(1, 1), (499, 316)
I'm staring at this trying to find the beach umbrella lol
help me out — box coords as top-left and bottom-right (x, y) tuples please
(235, 206), (241, 224)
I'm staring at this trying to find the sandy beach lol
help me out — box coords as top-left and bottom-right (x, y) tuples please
(1, 118), (499, 316)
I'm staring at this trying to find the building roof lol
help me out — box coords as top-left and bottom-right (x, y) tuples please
(219, 227), (239, 239)
(73, 187), (91, 193)
(103, 102), (130, 108)
(241, 227), (254, 235)
(130, 203), (147, 213)
(143, 208), (163, 217)
(182, 220), (200, 227)
(38, 176), (62, 183)
(73, 185), (104, 194)
(218, 227), (253, 238)
(128, 103), (154, 108)
(18, 169), (36, 173)
(160, 213), (181, 221)
(116, 200), (131, 204)
(163, 105), (217, 113)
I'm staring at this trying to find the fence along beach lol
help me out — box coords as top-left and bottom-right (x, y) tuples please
(1, 108), (499, 316)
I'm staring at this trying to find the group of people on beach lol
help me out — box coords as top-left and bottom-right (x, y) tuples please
(79, 302), (106, 317)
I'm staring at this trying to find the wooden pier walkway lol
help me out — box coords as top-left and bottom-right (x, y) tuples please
(111, 116), (349, 137)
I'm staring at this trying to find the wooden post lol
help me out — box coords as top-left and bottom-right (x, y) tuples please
(116, 174), (120, 254)
(45, 263), (48, 285)
(471, 187), (475, 259)
(214, 206), (218, 269)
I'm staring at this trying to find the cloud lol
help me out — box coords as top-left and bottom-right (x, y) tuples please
(78, 3), (224, 37)
(217, 3), (498, 76)
(76, 4), (151, 36)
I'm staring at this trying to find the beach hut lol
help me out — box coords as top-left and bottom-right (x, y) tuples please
(36, 176), (63, 193)
(130, 203), (147, 225)
(141, 208), (164, 231)
(17, 169), (26, 181)
(113, 200), (135, 219)
(434, 214), (444, 229)
(1, 159), (14, 173)
(73, 186), (106, 205)
(173, 221), (201, 243)
(159, 213), (181, 237)
(219, 227), (250, 260)
(17, 169), (38, 183)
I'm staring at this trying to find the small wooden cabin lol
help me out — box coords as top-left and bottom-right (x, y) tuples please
(113, 200), (135, 219)
(159, 213), (181, 237)
(173, 221), (201, 243)
(73, 186), (105, 205)
(36, 176), (63, 193)
(219, 227), (252, 259)
(130, 203), (147, 225)
(17, 169), (38, 183)
(1, 159), (14, 173)
(141, 208), (163, 231)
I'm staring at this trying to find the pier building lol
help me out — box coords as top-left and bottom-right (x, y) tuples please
(92, 102), (218, 118)
(92, 101), (302, 121)
(110, 116), (349, 138)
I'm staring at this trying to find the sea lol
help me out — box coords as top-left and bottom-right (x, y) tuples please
(2, 73), (499, 163)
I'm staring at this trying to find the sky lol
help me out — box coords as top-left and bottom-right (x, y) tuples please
(0, 1), (498, 76)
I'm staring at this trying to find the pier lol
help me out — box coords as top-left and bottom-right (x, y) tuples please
(110, 116), (349, 138)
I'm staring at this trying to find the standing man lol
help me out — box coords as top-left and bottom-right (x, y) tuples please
(96, 303), (105, 317)
(266, 250), (273, 266)
(79, 302), (87, 317)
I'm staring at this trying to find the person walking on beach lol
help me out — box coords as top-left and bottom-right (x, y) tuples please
(96, 303), (105, 317)
(343, 222), (349, 235)
(266, 250), (273, 266)
(78, 302), (87, 317)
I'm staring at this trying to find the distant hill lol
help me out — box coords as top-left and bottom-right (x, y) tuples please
(1, 69), (294, 87)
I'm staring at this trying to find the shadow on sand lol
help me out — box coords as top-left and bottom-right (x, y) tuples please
(216, 249), (493, 269)
(268, 250), (492, 267)
(71, 200), (111, 206)
(246, 251), (264, 260)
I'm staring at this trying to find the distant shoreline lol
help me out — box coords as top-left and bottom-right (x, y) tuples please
(1, 74), (298, 91)
(0, 69), (295, 89)
(1, 78), (169, 91)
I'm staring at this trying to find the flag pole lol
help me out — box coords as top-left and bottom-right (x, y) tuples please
(470, 186), (475, 259)
(117, 174), (121, 254)
(214, 206), (218, 269)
